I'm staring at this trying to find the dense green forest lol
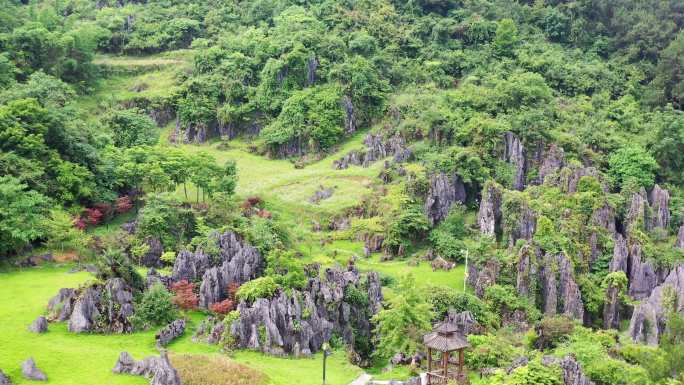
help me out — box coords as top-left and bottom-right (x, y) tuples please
(1, 0), (684, 385)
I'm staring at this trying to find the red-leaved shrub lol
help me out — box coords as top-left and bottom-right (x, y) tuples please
(93, 202), (113, 221)
(209, 299), (234, 315)
(115, 196), (133, 214)
(171, 280), (199, 310)
(73, 215), (86, 230)
(84, 208), (103, 226)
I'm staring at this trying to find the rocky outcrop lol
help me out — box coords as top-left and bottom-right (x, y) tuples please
(539, 253), (584, 321)
(342, 95), (356, 134)
(677, 225), (684, 248)
(609, 234), (628, 274)
(516, 243), (539, 300)
(28, 316), (48, 333)
(629, 265), (684, 345)
(625, 188), (649, 233)
(478, 182), (502, 236)
(307, 56), (318, 86)
(172, 249), (210, 282)
(445, 311), (478, 335)
(309, 186), (334, 204)
(603, 278), (622, 330)
(467, 260), (499, 298)
(627, 244), (659, 300)
(21, 358), (46, 381)
(430, 256), (455, 271)
(505, 198), (536, 247)
(332, 133), (410, 169)
(648, 184), (670, 230)
(228, 268), (382, 361)
(47, 288), (77, 321)
(112, 351), (181, 385)
(503, 132), (526, 190)
(196, 232), (264, 308)
(146, 268), (172, 289)
(155, 319), (186, 348)
(47, 278), (135, 334)
(424, 173), (466, 226)
(0, 369), (10, 385)
(538, 144), (565, 184)
(141, 238), (163, 268)
(558, 354), (595, 385)
(589, 203), (616, 265)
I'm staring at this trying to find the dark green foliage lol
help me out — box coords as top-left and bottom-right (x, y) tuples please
(384, 204), (429, 255)
(265, 249), (307, 291)
(131, 283), (177, 330)
(608, 146), (658, 190)
(95, 248), (145, 292)
(136, 193), (197, 250)
(104, 109), (158, 148)
(236, 276), (279, 303)
(425, 285), (492, 326)
(0, 176), (49, 257)
(429, 206), (467, 262)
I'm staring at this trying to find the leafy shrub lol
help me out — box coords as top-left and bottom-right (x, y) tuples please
(344, 285), (369, 307)
(236, 277), (278, 303)
(466, 333), (520, 370)
(171, 280), (199, 310)
(608, 146), (658, 190)
(265, 249), (307, 290)
(104, 109), (158, 148)
(534, 316), (575, 350)
(95, 248), (145, 291)
(131, 283), (177, 330)
(160, 251), (177, 265)
(426, 286), (493, 326)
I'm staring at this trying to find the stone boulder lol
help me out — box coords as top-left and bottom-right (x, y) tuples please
(155, 319), (186, 348)
(676, 225), (684, 248)
(0, 369), (10, 385)
(445, 310), (479, 335)
(28, 316), (48, 333)
(309, 186), (334, 204)
(47, 288), (77, 321)
(112, 351), (181, 385)
(627, 244), (659, 300)
(430, 256), (455, 271)
(332, 133), (410, 170)
(21, 358), (46, 381)
(477, 182), (502, 236)
(424, 173), (466, 226)
(629, 265), (684, 345)
(602, 278), (622, 330)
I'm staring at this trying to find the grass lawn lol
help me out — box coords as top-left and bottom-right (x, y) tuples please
(0, 265), (363, 385)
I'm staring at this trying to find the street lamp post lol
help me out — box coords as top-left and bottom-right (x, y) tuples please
(322, 343), (331, 385)
(461, 248), (469, 292)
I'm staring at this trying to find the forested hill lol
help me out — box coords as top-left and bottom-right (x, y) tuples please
(1, 1), (684, 385)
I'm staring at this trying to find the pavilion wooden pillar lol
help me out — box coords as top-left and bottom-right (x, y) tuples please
(459, 348), (464, 374)
(427, 347), (432, 385)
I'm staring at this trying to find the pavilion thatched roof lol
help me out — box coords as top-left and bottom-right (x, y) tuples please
(423, 322), (470, 352)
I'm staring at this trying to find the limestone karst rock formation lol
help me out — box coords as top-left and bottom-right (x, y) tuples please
(477, 182), (502, 237)
(629, 265), (684, 345)
(424, 172), (466, 226)
(155, 319), (186, 348)
(113, 351), (181, 385)
(503, 132), (526, 191)
(332, 133), (410, 169)
(47, 278), (135, 334)
(191, 232), (264, 308)
(229, 268), (382, 361)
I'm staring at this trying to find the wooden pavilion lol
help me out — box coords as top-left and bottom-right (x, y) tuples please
(423, 322), (470, 385)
